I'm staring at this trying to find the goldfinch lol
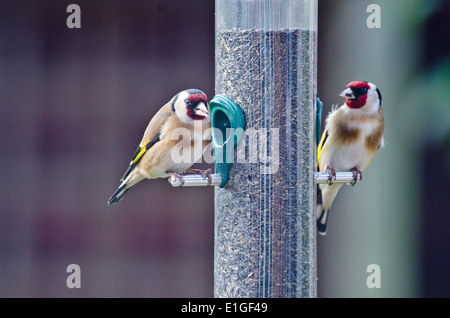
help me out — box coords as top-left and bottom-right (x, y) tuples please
(108, 89), (211, 205)
(316, 81), (384, 235)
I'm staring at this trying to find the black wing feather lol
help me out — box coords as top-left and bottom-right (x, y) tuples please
(120, 132), (161, 181)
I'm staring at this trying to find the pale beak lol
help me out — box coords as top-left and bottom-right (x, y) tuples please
(194, 102), (209, 117)
(340, 87), (355, 99)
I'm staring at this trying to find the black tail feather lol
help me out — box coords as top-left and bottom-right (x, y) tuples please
(107, 183), (129, 205)
(316, 209), (329, 235)
(316, 185), (329, 235)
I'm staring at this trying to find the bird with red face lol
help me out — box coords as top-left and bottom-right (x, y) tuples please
(316, 81), (384, 235)
(108, 89), (211, 205)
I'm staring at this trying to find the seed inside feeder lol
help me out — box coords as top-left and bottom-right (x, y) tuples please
(214, 27), (317, 298)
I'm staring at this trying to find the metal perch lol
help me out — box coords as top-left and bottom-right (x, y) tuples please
(169, 172), (361, 187)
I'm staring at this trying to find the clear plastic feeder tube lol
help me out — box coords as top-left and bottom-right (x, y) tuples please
(214, 0), (318, 297)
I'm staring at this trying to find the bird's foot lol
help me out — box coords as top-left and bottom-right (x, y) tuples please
(326, 165), (336, 185)
(186, 168), (213, 186)
(167, 171), (185, 186)
(351, 167), (363, 186)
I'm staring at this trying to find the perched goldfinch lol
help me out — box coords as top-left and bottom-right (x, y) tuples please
(108, 89), (211, 205)
(316, 81), (384, 235)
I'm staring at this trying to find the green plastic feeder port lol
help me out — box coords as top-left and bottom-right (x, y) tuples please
(209, 95), (246, 188)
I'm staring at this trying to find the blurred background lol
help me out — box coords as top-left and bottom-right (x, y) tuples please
(0, 0), (449, 297)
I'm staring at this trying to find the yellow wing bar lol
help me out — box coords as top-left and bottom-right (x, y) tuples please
(317, 129), (328, 168)
(132, 146), (147, 164)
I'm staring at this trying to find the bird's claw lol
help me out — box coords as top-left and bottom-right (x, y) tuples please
(186, 168), (212, 186)
(351, 168), (362, 186)
(326, 165), (336, 185)
(201, 168), (213, 186)
(168, 172), (185, 187)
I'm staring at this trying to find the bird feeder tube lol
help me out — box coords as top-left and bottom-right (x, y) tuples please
(213, 0), (318, 298)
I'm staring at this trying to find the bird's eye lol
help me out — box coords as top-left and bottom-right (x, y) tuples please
(185, 99), (192, 106)
(352, 87), (368, 96)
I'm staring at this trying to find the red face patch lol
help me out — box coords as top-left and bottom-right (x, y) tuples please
(187, 93), (207, 104)
(186, 92), (208, 120)
(347, 81), (370, 90)
(345, 81), (370, 109)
